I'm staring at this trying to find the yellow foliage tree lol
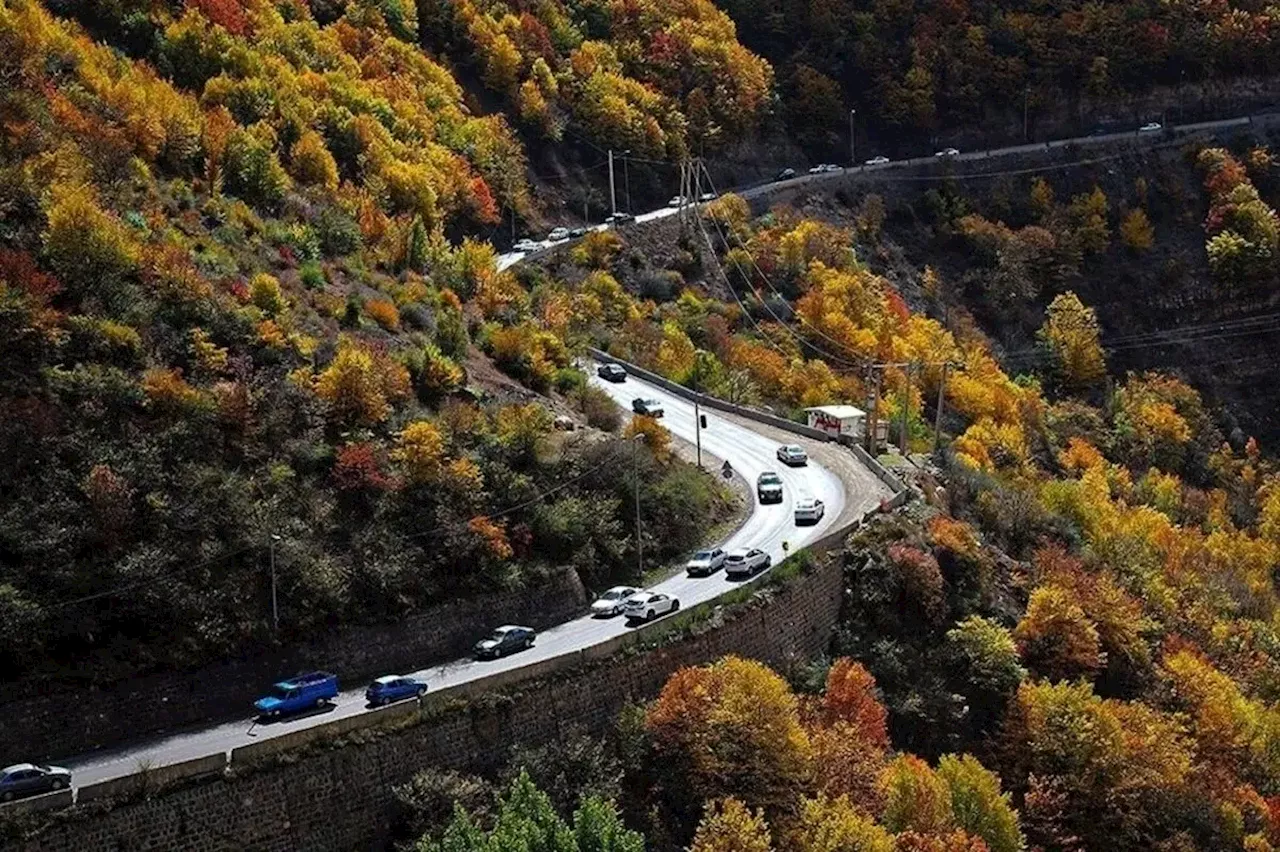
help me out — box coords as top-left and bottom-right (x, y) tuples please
(315, 337), (412, 425)
(1119, 208), (1154, 251)
(1037, 292), (1105, 389)
(393, 421), (447, 485)
(794, 795), (894, 852)
(289, 130), (340, 190)
(690, 798), (773, 852)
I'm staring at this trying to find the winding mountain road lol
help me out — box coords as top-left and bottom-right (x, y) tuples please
(60, 367), (887, 791)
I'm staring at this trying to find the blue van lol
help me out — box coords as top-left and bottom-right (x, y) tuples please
(254, 672), (338, 717)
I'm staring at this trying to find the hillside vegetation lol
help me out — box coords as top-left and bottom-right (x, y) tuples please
(0, 0), (734, 681)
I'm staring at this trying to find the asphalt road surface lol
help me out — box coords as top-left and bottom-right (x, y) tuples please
(62, 368), (848, 789)
(498, 113), (1272, 270)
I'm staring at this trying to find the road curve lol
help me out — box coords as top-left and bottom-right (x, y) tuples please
(62, 367), (848, 789)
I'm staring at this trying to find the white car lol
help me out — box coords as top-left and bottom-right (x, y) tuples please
(698, 192), (718, 202)
(1139, 122), (1162, 133)
(512, 238), (540, 252)
(865, 156), (890, 166)
(794, 498), (826, 525)
(632, 397), (665, 417)
(808, 164), (841, 174)
(623, 590), (680, 623)
(686, 548), (727, 577)
(934, 148), (960, 158)
(725, 547), (771, 579)
(547, 227), (570, 241)
(592, 585), (641, 617)
(777, 444), (808, 466)
(667, 195), (688, 207)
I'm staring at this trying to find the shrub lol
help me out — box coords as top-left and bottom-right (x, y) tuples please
(577, 385), (621, 432)
(366, 298), (401, 330)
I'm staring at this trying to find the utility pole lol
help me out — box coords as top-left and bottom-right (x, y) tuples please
(865, 364), (882, 455)
(608, 149), (617, 217)
(934, 362), (950, 454)
(849, 109), (857, 166)
(633, 433), (645, 574)
(622, 150), (632, 213)
(269, 533), (281, 632)
(900, 363), (913, 456)
(1023, 86), (1030, 141)
(695, 402), (703, 468)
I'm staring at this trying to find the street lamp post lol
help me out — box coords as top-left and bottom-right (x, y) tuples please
(849, 109), (857, 166)
(632, 433), (646, 575)
(269, 533), (281, 632)
(1023, 86), (1030, 141)
(622, 150), (632, 213)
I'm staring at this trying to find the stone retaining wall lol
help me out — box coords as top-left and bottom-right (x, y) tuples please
(0, 568), (587, 767)
(8, 545), (850, 852)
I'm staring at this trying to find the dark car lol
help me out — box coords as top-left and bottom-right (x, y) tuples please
(632, 397), (664, 417)
(473, 625), (536, 659)
(569, 226), (588, 238)
(775, 168), (796, 181)
(597, 363), (627, 382)
(0, 764), (72, 802)
(605, 212), (635, 226)
(366, 675), (428, 706)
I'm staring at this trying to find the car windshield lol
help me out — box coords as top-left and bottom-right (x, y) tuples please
(271, 685), (292, 699)
(692, 551), (713, 560)
(760, 474), (781, 484)
(488, 630), (508, 642)
(601, 589), (626, 600)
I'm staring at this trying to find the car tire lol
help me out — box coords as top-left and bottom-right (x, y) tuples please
(418, 687), (427, 698)
(646, 609), (655, 621)
(315, 697), (326, 709)
(1, 792), (12, 802)
(672, 600), (680, 612)
(51, 780), (64, 790)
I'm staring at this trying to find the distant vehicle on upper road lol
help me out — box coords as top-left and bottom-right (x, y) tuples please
(591, 586), (641, 617)
(632, 397), (665, 417)
(547, 227), (570, 241)
(934, 148), (960, 158)
(794, 497), (826, 525)
(777, 444), (808, 466)
(569, 226), (588, 238)
(725, 547), (770, 579)
(775, 168), (796, 180)
(623, 590), (679, 623)
(667, 195), (688, 207)
(756, 471), (784, 503)
(605, 212), (635, 226)
(0, 764), (72, 802)
(686, 548), (727, 577)
(699, 192), (718, 202)
(254, 672), (338, 718)
(365, 675), (427, 706)
(512, 238), (540, 252)
(865, 156), (891, 166)
(597, 363), (627, 382)
(473, 625), (535, 659)
(1139, 122), (1163, 133)
(808, 164), (841, 174)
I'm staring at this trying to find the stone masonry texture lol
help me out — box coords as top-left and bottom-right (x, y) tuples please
(0, 568), (588, 767)
(9, 549), (846, 852)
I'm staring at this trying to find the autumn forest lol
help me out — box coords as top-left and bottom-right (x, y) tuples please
(4, 0), (1280, 850)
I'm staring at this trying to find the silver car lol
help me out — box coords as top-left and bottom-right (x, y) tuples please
(0, 764), (72, 802)
(623, 590), (680, 623)
(725, 547), (770, 579)
(794, 498), (826, 525)
(686, 548), (727, 577)
(592, 586), (641, 617)
(548, 227), (570, 241)
(865, 156), (890, 166)
(934, 148), (960, 158)
(777, 444), (808, 466)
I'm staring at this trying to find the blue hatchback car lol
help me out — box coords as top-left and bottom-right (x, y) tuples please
(365, 675), (427, 706)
